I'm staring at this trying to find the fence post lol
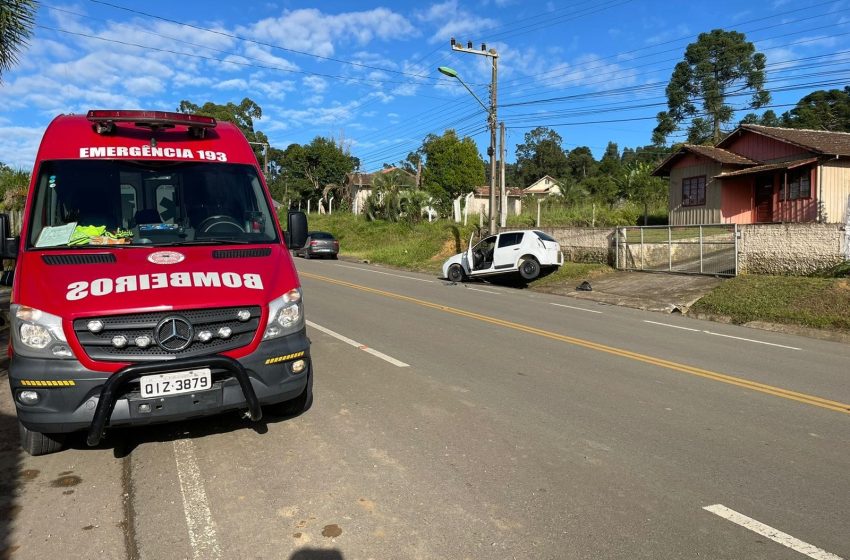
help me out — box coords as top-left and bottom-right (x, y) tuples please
(668, 226), (672, 272)
(699, 225), (704, 274)
(615, 228), (619, 270)
(640, 227), (644, 271)
(735, 224), (740, 276)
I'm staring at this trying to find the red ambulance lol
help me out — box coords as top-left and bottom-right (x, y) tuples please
(0, 110), (312, 455)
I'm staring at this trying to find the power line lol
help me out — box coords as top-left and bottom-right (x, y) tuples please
(87, 0), (442, 81)
(36, 24), (432, 87)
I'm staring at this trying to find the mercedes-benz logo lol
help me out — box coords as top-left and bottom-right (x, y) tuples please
(154, 316), (194, 352)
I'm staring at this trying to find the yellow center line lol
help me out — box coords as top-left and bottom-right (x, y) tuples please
(302, 272), (850, 416)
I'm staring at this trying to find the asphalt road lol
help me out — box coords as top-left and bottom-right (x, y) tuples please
(1, 259), (848, 559)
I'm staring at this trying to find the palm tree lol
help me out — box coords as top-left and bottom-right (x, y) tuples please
(1, 0), (37, 81)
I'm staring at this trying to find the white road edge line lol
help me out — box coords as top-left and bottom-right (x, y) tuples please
(703, 504), (844, 560)
(551, 303), (603, 314)
(644, 320), (700, 332)
(307, 320), (409, 367)
(173, 439), (222, 560)
(465, 287), (502, 295)
(644, 320), (802, 350)
(333, 263), (435, 283)
(702, 330), (801, 350)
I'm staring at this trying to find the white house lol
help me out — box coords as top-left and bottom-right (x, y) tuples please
(522, 175), (562, 199)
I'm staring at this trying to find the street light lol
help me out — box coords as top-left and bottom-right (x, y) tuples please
(438, 64), (498, 234)
(438, 66), (488, 113)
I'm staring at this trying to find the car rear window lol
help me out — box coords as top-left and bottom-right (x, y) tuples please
(310, 232), (334, 240)
(498, 232), (523, 247)
(535, 231), (556, 242)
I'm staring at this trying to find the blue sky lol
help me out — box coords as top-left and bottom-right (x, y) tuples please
(2, 0), (849, 174)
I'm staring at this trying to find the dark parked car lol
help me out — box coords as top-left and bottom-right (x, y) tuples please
(294, 231), (339, 259)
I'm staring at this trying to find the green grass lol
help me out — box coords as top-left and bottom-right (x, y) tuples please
(295, 211), (849, 333)
(298, 213), (477, 273)
(690, 275), (850, 331)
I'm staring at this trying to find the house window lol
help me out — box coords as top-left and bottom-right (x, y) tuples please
(781, 169), (812, 201)
(682, 176), (706, 206)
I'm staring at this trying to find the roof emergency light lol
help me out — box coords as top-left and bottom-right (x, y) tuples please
(87, 110), (217, 138)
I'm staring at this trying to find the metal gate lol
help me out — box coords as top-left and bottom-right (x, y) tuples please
(615, 224), (738, 276)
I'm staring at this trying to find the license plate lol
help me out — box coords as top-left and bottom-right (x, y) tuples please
(140, 368), (212, 398)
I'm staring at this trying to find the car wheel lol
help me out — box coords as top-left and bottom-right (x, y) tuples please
(19, 420), (66, 456)
(447, 264), (466, 283)
(518, 257), (540, 281)
(264, 380), (313, 418)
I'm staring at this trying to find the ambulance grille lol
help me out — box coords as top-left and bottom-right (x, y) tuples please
(73, 306), (262, 361)
(43, 254), (116, 265)
(212, 248), (272, 258)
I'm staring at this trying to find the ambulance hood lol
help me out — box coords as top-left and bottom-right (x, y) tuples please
(16, 245), (300, 318)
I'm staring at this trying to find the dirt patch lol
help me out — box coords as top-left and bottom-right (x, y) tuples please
(430, 238), (462, 262)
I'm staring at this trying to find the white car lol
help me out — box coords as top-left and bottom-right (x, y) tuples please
(442, 229), (563, 283)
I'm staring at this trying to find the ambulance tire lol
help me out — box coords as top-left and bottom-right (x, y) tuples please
(264, 379), (313, 418)
(19, 420), (66, 456)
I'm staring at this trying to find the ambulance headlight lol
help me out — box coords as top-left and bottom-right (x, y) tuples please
(11, 304), (73, 359)
(263, 289), (303, 340)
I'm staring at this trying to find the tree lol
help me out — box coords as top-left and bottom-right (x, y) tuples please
(418, 130), (485, 205)
(179, 98), (274, 177)
(364, 168), (421, 222)
(739, 109), (781, 127)
(514, 127), (570, 188)
(621, 144), (671, 167)
(566, 146), (597, 181)
(599, 141), (622, 176)
(781, 87), (850, 132)
(618, 161), (667, 225)
(580, 175), (618, 207)
(653, 29), (769, 145)
(274, 137), (358, 205)
(0, 0), (36, 81)
(0, 163), (30, 211)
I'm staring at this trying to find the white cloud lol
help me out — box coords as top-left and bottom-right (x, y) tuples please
(123, 77), (165, 97)
(243, 7), (416, 58)
(214, 79), (249, 90)
(0, 126), (45, 169)
(303, 76), (328, 94)
(416, 0), (499, 44)
(242, 44), (300, 71)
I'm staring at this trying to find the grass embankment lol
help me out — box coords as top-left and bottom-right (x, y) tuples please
(302, 213), (611, 281)
(690, 270), (850, 331)
(301, 213), (850, 333)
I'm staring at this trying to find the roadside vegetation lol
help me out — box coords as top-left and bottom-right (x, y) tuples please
(300, 212), (612, 281)
(690, 272), (850, 331)
(300, 212), (849, 334)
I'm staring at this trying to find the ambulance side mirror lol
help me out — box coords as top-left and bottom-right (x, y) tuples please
(0, 213), (18, 260)
(286, 210), (308, 249)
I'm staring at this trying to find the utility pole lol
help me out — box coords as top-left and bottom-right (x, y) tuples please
(449, 38), (498, 234)
(500, 121), (507, 228)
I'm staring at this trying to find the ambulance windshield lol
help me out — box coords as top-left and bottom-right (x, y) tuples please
(28, 160), (279, 248)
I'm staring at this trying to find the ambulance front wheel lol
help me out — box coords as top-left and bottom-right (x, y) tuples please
(264, 380), (313, 418)
(19, 419), (67, 456)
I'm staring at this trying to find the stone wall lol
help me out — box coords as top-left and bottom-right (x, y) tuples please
(738, 223), (846, 275)
(538, 227), (614, 264)
(536, 223), (848, 275)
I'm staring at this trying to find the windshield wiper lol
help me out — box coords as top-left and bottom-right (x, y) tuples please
(152, 238), (253, 246)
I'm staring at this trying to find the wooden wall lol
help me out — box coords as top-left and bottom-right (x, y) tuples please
(724, 133), (811, 162)
(668, 161), (722, 225)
